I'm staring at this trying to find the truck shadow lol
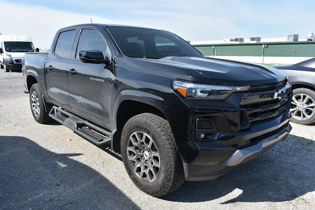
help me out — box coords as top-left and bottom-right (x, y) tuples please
(3, 133), (312, 206)
(0, 136), (140, 209)
(164, 134), (315, 203)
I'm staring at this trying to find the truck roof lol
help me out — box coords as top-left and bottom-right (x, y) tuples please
(58, 23), (160, 32)
(0, 34), (32, 42)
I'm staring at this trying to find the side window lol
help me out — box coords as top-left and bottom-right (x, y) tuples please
(54, 30), (75, 58)
(76, 29), (108, 59)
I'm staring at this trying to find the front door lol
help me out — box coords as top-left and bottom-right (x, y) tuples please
(67, 29), (114, 129)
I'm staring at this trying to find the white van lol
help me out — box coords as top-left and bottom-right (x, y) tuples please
(0, 35), (36, 72)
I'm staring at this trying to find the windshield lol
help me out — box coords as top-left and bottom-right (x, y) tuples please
(4, 41), (35, 52)
(106, 26), (202, 59)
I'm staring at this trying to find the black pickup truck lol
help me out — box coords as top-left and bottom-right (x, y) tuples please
(23, 24), (292, 197)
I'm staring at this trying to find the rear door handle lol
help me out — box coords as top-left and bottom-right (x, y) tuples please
(69, 68), (77, 75)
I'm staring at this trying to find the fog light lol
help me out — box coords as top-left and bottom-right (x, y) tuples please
(195, 118), (217, 141)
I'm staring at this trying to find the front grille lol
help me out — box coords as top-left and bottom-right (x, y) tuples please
(240, 81), (290, 125)
(243, 97), (288, 124)
(14, 59), (22, 63)
(248, 79), (287, 92)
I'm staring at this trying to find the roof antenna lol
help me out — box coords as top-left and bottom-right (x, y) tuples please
(90, 18), (93, 23)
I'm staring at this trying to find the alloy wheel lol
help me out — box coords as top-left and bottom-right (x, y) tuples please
(31, 90), (40, 117)
(291, 93), (315, 121)
(127, 131), (160, 182)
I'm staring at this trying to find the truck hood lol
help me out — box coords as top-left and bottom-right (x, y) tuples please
(146, 57), (286, 85)
(7, 52), (25, 59)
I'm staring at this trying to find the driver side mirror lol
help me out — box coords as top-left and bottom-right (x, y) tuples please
(0, 48), (3, 54)
(79, 50), (110, 65)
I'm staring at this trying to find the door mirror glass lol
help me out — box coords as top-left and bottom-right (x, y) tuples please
(0, 48), (3, 54)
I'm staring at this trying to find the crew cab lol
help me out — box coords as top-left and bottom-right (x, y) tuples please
(23, 24), (292, 197)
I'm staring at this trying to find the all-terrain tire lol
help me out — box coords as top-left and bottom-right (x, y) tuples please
(121, 113), (184, 197)
(29, 83), (51, 124)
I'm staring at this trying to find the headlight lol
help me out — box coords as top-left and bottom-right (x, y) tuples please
(4, 53), (12, 58)
(173, 80), (250, 100)
(4, 53), (13, 61)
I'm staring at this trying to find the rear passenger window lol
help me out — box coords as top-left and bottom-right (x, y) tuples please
(54, 30), (75, 58)
(76, 29), (108, 59)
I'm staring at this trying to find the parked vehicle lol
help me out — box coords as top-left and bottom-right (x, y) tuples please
(274, 58), (315, 125)
(0, 35), (35, 72)
(23, 24), (292, 197)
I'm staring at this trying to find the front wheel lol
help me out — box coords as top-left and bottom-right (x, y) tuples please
(121, 113), (184, 197)
(4, 65), (9, 72)
(29, 83), (51, 124)
(290, 88), (315, 125)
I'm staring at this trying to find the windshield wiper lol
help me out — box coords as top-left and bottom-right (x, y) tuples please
(142, 56), (161, 59)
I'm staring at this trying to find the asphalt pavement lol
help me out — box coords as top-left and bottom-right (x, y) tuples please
(0, 70), (314, 209)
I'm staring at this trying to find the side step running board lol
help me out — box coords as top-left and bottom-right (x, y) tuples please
(49, 106), (112, 146)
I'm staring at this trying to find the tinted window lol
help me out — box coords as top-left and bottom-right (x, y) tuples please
(76, 29), (108, 59)
(54, 30), (75, 58)
(106, 26), (202, 59)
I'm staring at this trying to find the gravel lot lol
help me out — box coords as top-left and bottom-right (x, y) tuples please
(0, 70), (314, 209)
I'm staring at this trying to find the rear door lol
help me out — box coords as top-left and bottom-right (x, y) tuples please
(67, 28), (114, 128)
(45, 29), (76, 109)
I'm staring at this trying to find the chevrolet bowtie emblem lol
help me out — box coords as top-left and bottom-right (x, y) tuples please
(274, 88), (288, 100)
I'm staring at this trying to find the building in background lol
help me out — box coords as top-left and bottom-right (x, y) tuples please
(191, 33), (315, 64)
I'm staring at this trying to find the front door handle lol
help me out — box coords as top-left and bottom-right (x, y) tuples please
(69, 68), (77, 75)
(47, 65), (54, 71)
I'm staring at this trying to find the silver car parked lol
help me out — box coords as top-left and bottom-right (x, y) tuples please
(274, 58), (315, 125)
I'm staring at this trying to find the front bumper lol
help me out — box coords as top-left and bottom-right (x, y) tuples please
(4, 58), (22, 71)
(183, 115), (291, 181)
(6, 63), (22, 71)
(177, 80), (292, 181)
(221, 124), (290, 167)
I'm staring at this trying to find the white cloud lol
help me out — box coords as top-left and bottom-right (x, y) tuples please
(0, 2), (122, 49)
(2, 0), (314, 49)
(0, 1), (246, 49)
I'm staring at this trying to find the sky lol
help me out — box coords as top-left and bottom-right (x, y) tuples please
(1, 0), (315, 49)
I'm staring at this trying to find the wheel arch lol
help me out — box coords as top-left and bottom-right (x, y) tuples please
(26, 75), (38, 92)
(112, 91), (168, 153)
(291, 83), (315, 92)
(26, 73), (52, 112)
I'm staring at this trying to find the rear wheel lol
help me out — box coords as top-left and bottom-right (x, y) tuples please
(121, 113), (184, 197)
(29, 83), (51, 124)
(290, 88), (315, 125)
